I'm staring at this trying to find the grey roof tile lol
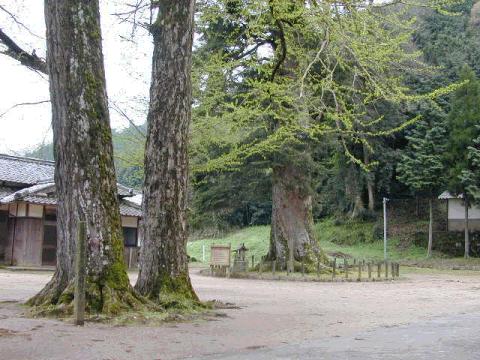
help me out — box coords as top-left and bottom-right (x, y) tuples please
(119, 200), (142, 217)
(0, 154), (54, 185)
(0, 186), (16, 199)
(0, 154), (141, 217)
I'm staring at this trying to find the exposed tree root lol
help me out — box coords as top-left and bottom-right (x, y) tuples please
(26, 271), (69, 309)
(27, 276), (154, 319)
(137, 272), (206, 311)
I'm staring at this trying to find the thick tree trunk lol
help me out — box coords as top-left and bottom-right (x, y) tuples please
(268, 164), (323, 264)
(345, 163), (365, 219)
(29, 0), (143, 315)
(352, 193), (365, 219)
(135, 1), (198, 303)
(367, 182), (375, 211)
(465, 197), (470, 259)
(427, 198), (433, 258)
(363, 145), (375, 211)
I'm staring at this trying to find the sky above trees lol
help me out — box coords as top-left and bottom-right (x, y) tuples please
(0, 1), (151, 153)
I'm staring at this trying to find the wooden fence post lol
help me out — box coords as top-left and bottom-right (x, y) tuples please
(251, 255), (255, 270)
(357, 262), (361, 281)
(301, 258), (305, 277)
(317, 259), (321, 278)
(74, 221), (86, 326)
(272, 259), (276, 276)
(391, 262), (395, 278)
(344, 258), (348, 279)
(332, 258), (336, 280)
(377, 262), (381, 278)
(385, 260), (388, 278)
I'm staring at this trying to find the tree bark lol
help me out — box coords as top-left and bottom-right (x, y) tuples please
(135, 0), (198, 303)
(28, 0), (143, 315)
(363, 144), (375, 211)
(427, 197), (433, 258)
(352, 193), (365, 219)
(367, 182), (375, 211)
(465, 196), (470, 259)
(268, 164), (323, 264)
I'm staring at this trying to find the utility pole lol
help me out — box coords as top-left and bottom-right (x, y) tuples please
(383, 197), (389, 261)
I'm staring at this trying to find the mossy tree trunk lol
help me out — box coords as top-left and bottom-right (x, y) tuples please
(29, 0), (143, 315)
(427, 197), (433, 258)
(363, 144), (375, 211)
(265, 3), (325, 265)
(268, 163), (322, 264)
(135, 0), (198, 304)
(345, 163), (366, 219)
(464, 196), (470, 259)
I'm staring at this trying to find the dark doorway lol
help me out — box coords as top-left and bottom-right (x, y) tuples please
(42, 207), (57, 266)
(0, 211), (8, 262)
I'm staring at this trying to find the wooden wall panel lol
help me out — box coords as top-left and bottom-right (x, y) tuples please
(12, 218), (44, 266)
(4, 218), (15, 265)
(0, 211), (8, 262)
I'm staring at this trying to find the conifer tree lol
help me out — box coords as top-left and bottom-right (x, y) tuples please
(397, 105), (447, 257)
(446, 65), (480, 258)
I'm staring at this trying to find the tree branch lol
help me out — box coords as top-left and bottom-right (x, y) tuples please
(0, 28), (47, 74)
(0, 5), (44, 39)
(0, 100), (50, 119)
(270, 18), (287, 82)
(110, 102), (146, 139)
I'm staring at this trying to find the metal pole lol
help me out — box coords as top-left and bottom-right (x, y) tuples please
(383, 197), (388, 261)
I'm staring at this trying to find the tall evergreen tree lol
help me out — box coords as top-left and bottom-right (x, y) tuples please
(460, 130), (480, 203)
(446, 65), (480, 258)
(397, 105), (447, 257)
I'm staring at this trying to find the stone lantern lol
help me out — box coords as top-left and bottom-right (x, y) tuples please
(232, 243), (249, 273)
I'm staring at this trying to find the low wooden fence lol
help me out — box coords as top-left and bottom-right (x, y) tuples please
(251, 256), (400, 281)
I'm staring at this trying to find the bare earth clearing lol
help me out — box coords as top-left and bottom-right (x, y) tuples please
(1, 268), (480, 359)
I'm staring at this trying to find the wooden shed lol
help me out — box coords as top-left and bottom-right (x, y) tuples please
(0, 154), (142, 268)
(438, 191), (480, 232)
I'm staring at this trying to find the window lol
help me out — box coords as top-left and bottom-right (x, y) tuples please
(44, 207), (56, 222)
(123, 227), (138, 247)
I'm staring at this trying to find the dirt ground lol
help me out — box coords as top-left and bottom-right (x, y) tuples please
(1, 268), (480, 359)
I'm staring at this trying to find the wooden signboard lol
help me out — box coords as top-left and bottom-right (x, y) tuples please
(210, 244), (231, 266)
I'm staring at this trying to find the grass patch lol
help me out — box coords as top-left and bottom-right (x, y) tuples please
(188, 218), (472, 265)
(188, 226), (270, 264)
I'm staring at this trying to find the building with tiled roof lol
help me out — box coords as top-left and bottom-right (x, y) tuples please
(0, 154), (141, 268)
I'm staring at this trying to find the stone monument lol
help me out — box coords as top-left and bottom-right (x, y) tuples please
(232, 243), (249, 274)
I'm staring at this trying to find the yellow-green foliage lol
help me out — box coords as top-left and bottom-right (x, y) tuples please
(191, 0), (464, 175)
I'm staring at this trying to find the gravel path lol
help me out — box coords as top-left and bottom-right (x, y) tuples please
(1, 268), (480, 359)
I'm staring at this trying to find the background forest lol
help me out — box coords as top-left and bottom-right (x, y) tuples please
(24, 1), (480, 247)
